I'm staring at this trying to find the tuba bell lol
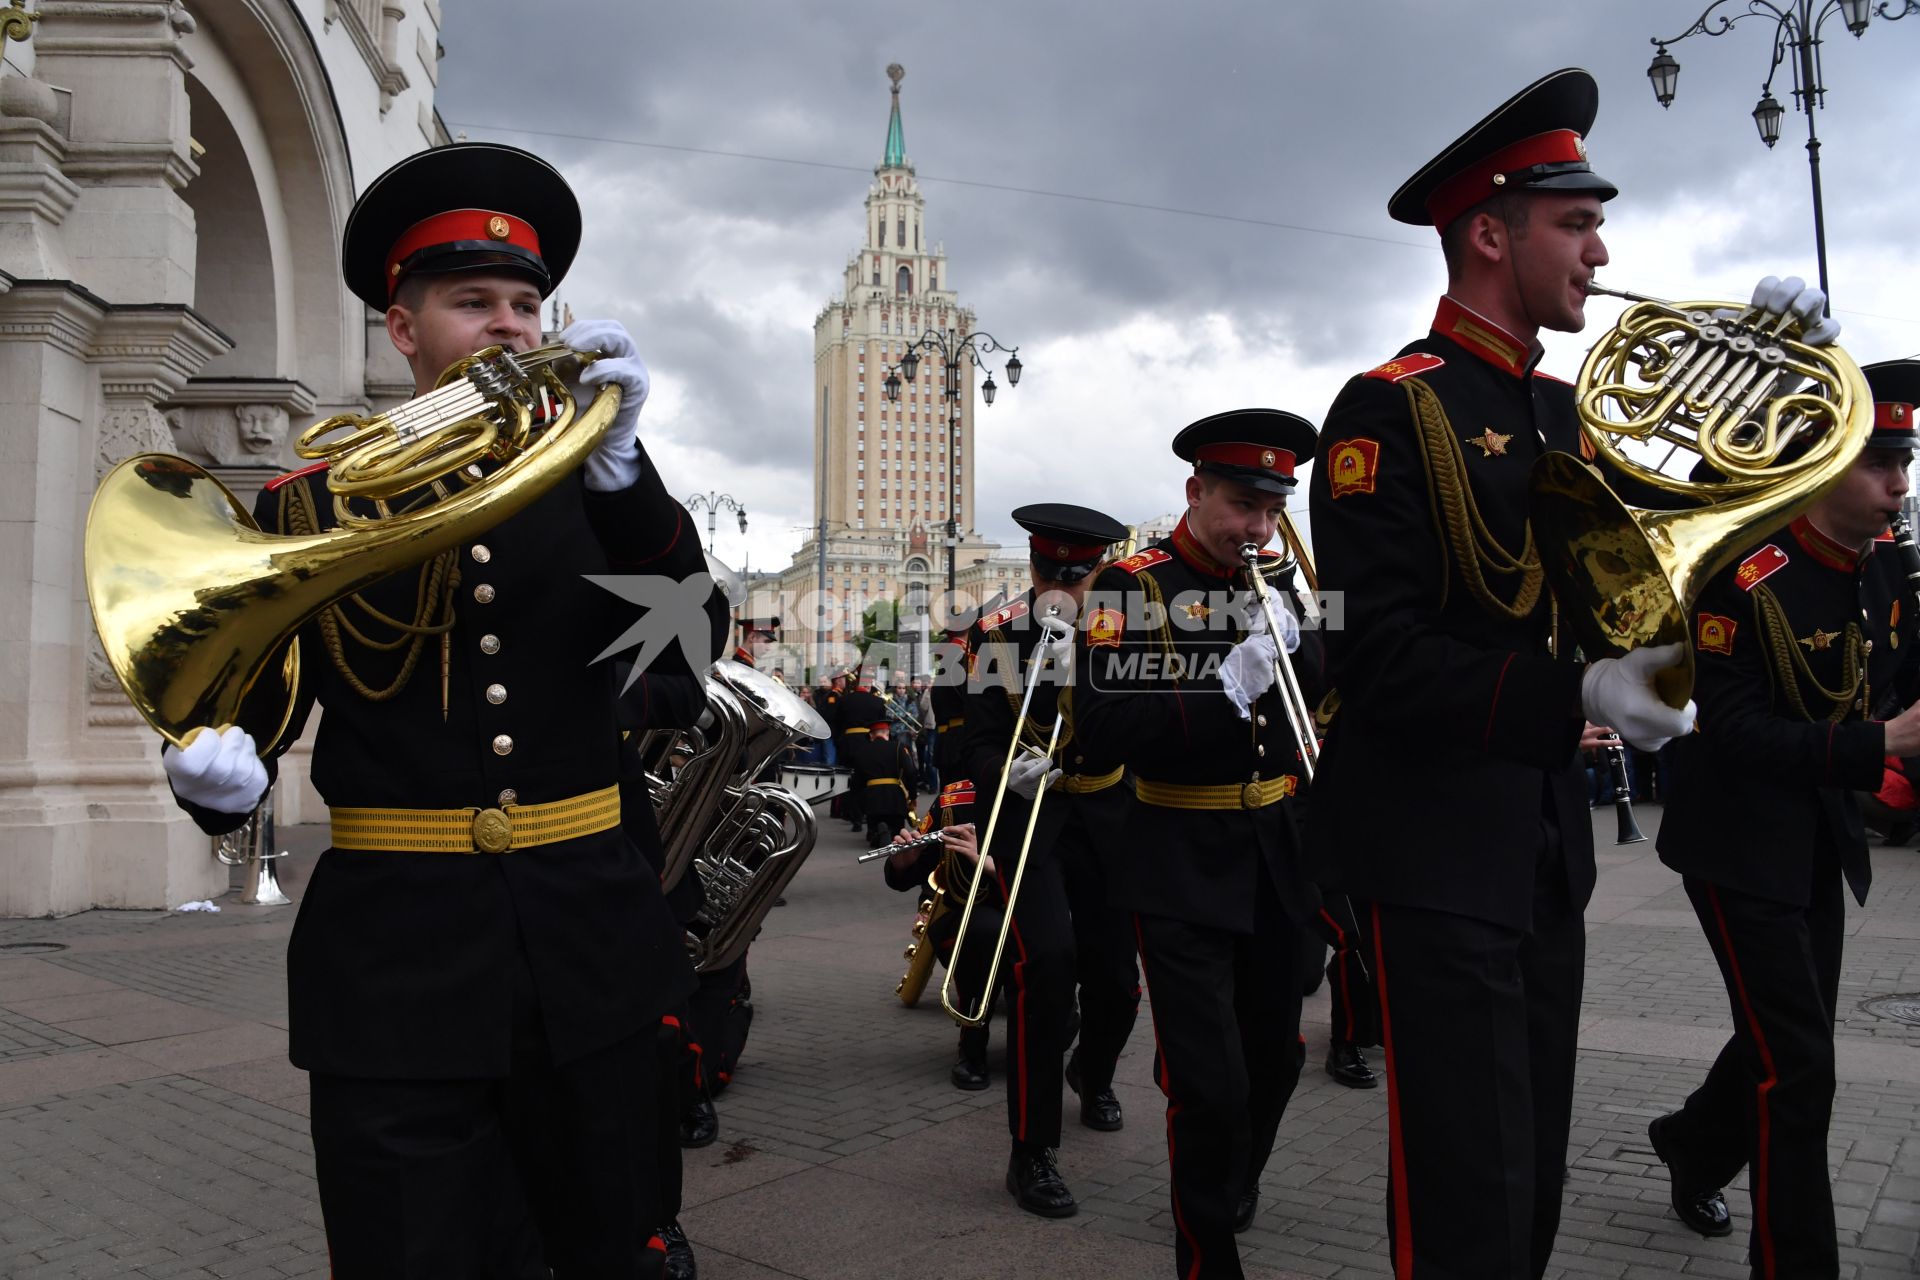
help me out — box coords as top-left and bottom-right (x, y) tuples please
(85, 343), (618, 755)
(1529, 284), (1871, 707)
(638, 659), (830, 973)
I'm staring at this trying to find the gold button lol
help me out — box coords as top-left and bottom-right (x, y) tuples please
(471, 545), (492, 564)
(473, 584), (496, 604)
(480, 634), (501, 655)
(492, 734), (513, 756)
(1257, 744), (1266, 758)
(487, 683), (507, 704)
(1256, 714), (1268, 727)
(498, 788), (518, 806)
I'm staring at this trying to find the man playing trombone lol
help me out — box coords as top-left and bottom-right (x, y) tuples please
(1073, 412), (1320, 1279)
(960, 503), (1138, 1217)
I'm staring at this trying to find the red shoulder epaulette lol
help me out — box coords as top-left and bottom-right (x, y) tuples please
(1363, 352), (1445, 383)
(980, 598), (1030, 632)
(1874, 527), (1895, 543)
(265, 461), (329, 492)
(1113, 547), (1172, 575)
(1734, 544), (1790, 592)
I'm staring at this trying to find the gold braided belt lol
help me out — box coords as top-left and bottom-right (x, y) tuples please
(330, 784), (621, 854)
(1135, 775), (1297, 811)
(936, 717), (965, 735)
(1054, 766), (1124, 795)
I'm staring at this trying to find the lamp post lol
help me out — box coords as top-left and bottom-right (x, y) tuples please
(880, 329), (1023, 599)
(1644, 0), (1916, 307)
(684, 491), (748, 554)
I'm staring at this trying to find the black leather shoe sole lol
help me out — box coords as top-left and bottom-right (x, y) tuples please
(1079, 1103), (1124, 1132)
(1005, 1168), (1079, 1218)
(950, 1062), (990, 1091)
(1326, 1061), (1379, 1089)
(1648, 1116), (1733, 1238)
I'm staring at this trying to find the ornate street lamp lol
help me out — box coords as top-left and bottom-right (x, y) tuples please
(880, 328), (1024, 596)
(1642, 0), (1917, 305)
(684, 491), (748, 554)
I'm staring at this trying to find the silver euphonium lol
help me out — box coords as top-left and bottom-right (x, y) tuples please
(637, 659), (830, 972)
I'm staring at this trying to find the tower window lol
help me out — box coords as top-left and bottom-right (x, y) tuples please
(897, 217), (906, 246)
(896, 265), (912, 296)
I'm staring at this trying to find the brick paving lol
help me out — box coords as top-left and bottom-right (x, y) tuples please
(0, 805), (1915, 1278)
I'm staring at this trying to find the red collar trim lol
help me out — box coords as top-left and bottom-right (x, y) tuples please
(1434, 296), (1535, 378)
(1790, 515), (1869, 570)
(1170, 514), (1234, 579)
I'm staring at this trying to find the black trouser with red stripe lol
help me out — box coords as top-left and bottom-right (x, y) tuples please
(1363, 859), (1584, 1280)
(1666, 863), (1845, 1279)
(653, 1009), (689, 1222)
(1133, 864), (1304, 1280)
(1315, 891), (1379, 1048)
(683, 954), (749, 1098)
(1054, 797), (1141, 1094)
(993, 846), (1079, 1150)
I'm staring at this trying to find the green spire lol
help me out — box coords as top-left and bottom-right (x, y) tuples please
(883, 63), (907, 168)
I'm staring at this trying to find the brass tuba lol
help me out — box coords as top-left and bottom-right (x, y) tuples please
(85, 343), (617, 755)
(1529, 285), (1871, 707)
(639, 659), (830, 972)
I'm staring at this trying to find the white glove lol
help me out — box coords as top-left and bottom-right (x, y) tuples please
(1037, 621), (1074, 678)
(1750, 274), (1840, 347)
(1580, 642), (1697, 752)
(1220, 630), (1279, 720)
(1006, 751), (1061, 800)
(162, 725), (268, 816)
(562, 318), (651, 492)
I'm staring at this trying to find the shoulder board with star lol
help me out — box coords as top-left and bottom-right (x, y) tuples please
(1734, 543), (1790, 592)
(980, 599), (1029, 632)
(265, 460), (330, 492)
(1363, 352), (1445, 384)
(1113, 547), (1172, 575)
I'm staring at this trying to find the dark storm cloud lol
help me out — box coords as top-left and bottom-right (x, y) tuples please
(437, 1), (1920, 560)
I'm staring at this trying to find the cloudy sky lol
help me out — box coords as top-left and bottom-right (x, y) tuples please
(435, 0), (1920, 574)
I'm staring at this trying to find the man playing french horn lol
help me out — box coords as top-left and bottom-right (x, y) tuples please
(1307, 68), (1844, 1279)
(157, 143), (714, 1275)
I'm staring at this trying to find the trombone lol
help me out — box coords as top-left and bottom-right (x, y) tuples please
(1240, 524), (1320, 783)
(939, 608), (1072, 1027)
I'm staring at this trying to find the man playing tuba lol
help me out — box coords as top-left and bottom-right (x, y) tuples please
(157, 143), (714, 1274)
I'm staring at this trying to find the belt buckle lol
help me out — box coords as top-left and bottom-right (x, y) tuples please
(1241, 781), (1262, 810)
(471, 807), (513, 853)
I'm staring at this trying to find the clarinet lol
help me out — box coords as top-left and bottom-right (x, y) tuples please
(1893, 512), (1920, 605)
(1607, 735), (1647, 844)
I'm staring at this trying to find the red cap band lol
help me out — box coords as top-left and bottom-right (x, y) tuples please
(1427, 129), (1588, 231)
(1029, 535), (1107, 562)
(1195, 442), (1297, 478)
(385, 209), (543, 298)
(1875, 401), (1914, 433)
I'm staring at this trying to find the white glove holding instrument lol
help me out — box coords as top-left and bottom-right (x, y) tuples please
(561, 318), (651, 492)
(1036, 619), (1074, 679)
(162, 725), (268, 816)
(1581, 642), (1696, 752)
(1006, 750), (1062, 800)
(1221, 608), (1280, 720)
(1749, 274), (1840, 348)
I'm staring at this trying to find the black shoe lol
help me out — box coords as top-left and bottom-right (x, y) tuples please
(660, 1221), (697, 1280)
(679, 1096), (718, 1149)
(951, 1054), (989, 1091)
(1005, 1147), (1077, 1218)
(1885, 822), (1914, 847)
(1233, 1185), (1258, 1233)
(1063, 1052), (1123, 1131)
(1648, 1114), (1732, 1238)
(1325, 1041), (1379, 1089)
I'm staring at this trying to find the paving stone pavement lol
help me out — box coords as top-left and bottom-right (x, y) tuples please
(1, 804), (1916, 1278)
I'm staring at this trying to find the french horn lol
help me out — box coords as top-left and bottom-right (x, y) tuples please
(1529, 284), (1871, 708)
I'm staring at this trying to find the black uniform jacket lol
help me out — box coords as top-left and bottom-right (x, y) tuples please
(1659, 518), (1920, 907)
(1072, 522), (1315, 933)
(1306, 297), (1594, 932)
(178, 451), (714, 1079)
(846, 733), (919, 820)
(963, 590), (1129, 874)
(930, 631), (974, 780)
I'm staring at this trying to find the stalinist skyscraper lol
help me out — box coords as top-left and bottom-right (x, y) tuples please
(770, 65), (1026, 680)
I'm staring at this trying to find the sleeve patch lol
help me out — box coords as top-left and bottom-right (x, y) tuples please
(1697, 612), (1737, 656)
(1363, 353), (1445, 383)
(1734, 544), (1789, 592)
(1327, 438), (1381, 499)
(1088, 607), (1124, 649)
(1114, 548), (1172, 575)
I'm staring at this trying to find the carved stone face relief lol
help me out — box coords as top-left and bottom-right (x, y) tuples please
(233, 403), (285, 458)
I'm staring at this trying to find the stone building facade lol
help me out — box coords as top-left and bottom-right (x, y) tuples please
(1, 0), (447, 916)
